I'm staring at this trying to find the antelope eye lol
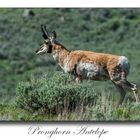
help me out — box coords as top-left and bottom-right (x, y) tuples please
(45, 41), (49, 44)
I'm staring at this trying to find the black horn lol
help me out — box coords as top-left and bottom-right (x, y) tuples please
(41, 25), (49, 39)
(52, 31), (57, 39)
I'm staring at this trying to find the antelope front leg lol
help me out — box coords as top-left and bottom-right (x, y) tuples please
(75, 76), (82, 83)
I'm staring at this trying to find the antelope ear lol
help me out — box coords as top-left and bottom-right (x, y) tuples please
(51, 31), (57, 39)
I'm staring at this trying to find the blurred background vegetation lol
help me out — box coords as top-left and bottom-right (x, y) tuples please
(0, 8), (140, 121)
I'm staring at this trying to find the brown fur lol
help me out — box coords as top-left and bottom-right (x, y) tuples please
(52, 45), (119, 76)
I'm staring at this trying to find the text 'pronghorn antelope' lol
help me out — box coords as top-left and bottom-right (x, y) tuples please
(36, 25), (139, 105)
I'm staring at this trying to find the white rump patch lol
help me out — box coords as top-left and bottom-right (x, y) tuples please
(118, 56), (128, 64)
(118, 56), (130, 73)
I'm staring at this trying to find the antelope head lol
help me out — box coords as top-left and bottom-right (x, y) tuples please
(35, 25), (57, 55)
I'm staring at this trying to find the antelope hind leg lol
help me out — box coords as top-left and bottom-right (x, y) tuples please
(109, 70), (139, 103)
(112, 81), (126, 106)
(120, 80), (139, 103)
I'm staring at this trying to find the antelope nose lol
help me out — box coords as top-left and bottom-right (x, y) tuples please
(35, 50), (40, 55)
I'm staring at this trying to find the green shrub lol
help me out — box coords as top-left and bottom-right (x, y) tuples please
(16, 71), (98, 118)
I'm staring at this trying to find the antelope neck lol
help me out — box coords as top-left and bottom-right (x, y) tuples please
(52, 44), (70, 69)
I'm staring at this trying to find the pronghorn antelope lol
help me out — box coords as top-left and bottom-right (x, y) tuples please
(36, 25), (139, 105)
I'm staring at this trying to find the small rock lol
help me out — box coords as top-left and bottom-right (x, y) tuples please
(60, 16), (65, 22)
(22, 9), (35, 18)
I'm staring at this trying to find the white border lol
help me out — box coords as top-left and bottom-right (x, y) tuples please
(0, 124), (140, 140)
(0, 0), (140, 8)
(0, 1), (140, 139)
